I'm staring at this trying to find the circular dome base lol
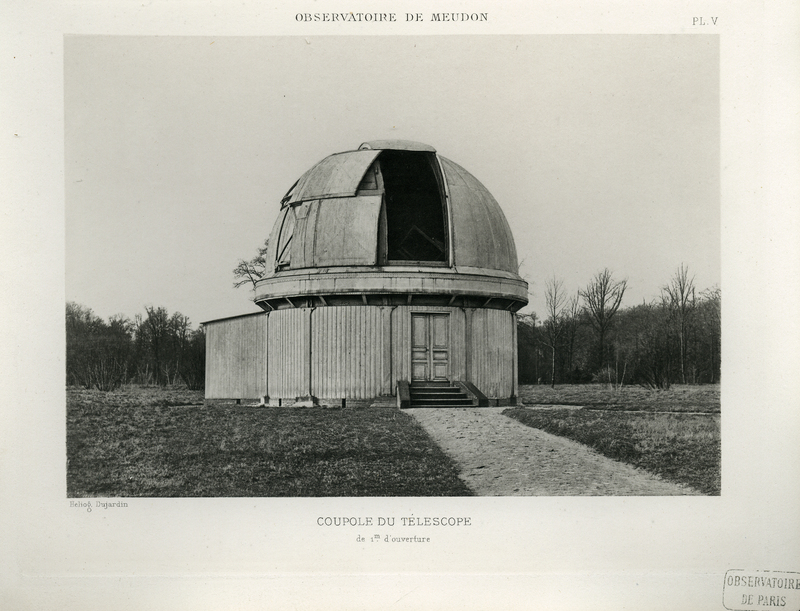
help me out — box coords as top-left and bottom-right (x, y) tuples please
(254, 265), (528, 312)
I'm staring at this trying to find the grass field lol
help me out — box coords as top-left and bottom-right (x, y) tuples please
(67, 384), (721, 497)
(67, 386), (472, 497)
(506, 384), (721, 494)
(518, 383), (720, 413)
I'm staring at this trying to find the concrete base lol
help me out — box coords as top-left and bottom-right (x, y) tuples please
(369, 396), (398, 408)
(291, 396), (319, 408)
(204, 398), (265, 408)
(205, 393), (508, 409)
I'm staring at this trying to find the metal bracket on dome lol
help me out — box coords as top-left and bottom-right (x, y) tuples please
(280, 179), (300, 207)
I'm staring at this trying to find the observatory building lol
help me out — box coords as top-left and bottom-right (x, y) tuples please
(204, 140), (528, 407)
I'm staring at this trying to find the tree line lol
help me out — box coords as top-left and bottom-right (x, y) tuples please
(67, 265), (718, 392)
(66, 302), (205, 391)
(518, 265), (720, 389)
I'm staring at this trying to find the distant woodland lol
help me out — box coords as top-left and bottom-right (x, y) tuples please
(66, 303), (206, 391)
(66, 265), (719, 392)
(518, 265), (720, 389)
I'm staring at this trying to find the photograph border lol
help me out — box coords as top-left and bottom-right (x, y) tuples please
(2, 1), (799, 609)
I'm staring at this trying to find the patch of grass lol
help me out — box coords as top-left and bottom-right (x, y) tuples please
(518, 383), (720, 413)
(67, 386), (472, 497)
(503, 408), (720, 494)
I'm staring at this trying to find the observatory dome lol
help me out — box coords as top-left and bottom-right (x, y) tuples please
(254, 140), (528, 312)
(207, 140), (527, 405)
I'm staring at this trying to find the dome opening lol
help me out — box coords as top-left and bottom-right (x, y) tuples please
(378, 150), (448, 263)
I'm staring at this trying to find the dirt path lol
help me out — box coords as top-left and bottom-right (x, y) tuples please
(405, 407), (700, 496)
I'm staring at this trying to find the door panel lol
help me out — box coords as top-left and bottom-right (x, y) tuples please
(431, 314), (449, 381)
(411, 314), (449, 381)
(432, 315), (448, 346)
(412, 315), (427, 346)
(411, 361), (428, 380)
(411, 314), (430, 381)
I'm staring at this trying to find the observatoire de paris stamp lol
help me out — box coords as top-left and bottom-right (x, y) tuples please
(723, 570), (800, 610)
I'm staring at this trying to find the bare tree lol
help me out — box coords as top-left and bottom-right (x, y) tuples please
(662, 264), (696, 383)
(169, 312), (191, 385)
(563, 294), (581, 378)
(698, 286), (721, 383)
(233, 238), (270, 289)
(142, 306), (171, 385)
(542, 276), (568, 387)
(621, 301), (674, 390)
(580, 268), (628, 376)
(65, 303), (131, 390)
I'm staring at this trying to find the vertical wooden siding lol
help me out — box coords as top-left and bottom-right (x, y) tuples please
(205, 314), (268, 399)
(205, 305), (514, 401)
(391, 306), (410, 384)
(311, 306), (390, 399)
(468, 308), (514, 398)
(267, 308), (309, 398)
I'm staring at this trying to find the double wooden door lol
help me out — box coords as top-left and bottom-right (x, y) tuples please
(411, 313), (449, 381)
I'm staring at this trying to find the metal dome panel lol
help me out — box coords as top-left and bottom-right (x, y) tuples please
(309, 196), (382, 267)
(284, 150), (380, 205)
(439, 157), (519, 275)
(287, 200), (319, 269)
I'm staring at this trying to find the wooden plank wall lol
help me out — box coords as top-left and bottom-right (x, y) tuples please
(467, 308), (514, 399)
(206, 305), (515, 401)
(391, 306), (410, 383)
(268, 308), (309, 398)
(310, 306), (390, 399)
(205, 314), (268, 399)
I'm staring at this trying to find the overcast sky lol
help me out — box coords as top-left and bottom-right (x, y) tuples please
(65, 35), (719, 326)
